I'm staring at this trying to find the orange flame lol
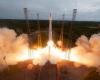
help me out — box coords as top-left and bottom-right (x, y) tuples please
(17, 40), (83, 65)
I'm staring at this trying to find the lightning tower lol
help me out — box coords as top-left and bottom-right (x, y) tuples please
(68, 9), (77, 59)
(23, 8), (30, 34)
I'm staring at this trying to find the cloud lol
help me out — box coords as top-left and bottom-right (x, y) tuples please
(0, 0), (100, 21)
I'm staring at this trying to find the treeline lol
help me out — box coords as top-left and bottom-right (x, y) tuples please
(0, 19), (99, 45)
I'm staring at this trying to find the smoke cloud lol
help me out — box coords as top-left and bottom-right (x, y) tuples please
(0, 28), (28, 70)
(72, 33), (100, 67)
(0, 27), (100, 71)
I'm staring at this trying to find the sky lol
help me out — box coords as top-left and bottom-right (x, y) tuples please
(0, 0), (100, 21)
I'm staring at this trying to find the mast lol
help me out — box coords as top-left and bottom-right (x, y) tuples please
(23, 8), (31, 59)
(23, 8), (30, 34)
(72, 9), (77, 21)
(37, 13), (42, 47)
(60, 14), (65, 42)
(68, 9), (77, 59)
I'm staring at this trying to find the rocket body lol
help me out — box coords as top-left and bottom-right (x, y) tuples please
(49, 14), (52, 41)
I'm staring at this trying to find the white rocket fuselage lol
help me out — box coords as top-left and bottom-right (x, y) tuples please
(49, 14), (52, 41)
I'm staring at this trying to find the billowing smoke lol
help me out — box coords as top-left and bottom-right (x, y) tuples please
(0, 27), (100, 71)
(0, 28), (28, 70)
(71, 33), (100, 67)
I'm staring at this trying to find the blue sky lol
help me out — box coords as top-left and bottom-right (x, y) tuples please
(0, 0), (100, 21)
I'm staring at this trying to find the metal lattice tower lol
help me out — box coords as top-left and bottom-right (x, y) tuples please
(1, 56), (9, 70)
(59, 14), (65, 43)
(72, 9), (77, 21)
(23, 8), (32, 59)
(23, 8), (30, 34)
(68, 9), (77, 60)
(37, 13), (42, 47)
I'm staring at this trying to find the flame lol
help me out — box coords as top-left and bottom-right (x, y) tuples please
(16, 47), (30, 61)
(17, 40), (82, 65)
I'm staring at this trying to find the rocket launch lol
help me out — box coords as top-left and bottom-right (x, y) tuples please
(49, 13), (52, 41)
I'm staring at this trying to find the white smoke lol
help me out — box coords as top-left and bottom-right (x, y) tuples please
(73, 33), (100, 67)
(0, 27), (100, 71)
(0, 28), (28, 70)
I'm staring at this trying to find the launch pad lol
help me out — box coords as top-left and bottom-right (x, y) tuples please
(14, 59), (88, 80)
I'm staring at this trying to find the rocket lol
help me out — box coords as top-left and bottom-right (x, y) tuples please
(48, 13), (53, 60)
(49, 13), (52, 41)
